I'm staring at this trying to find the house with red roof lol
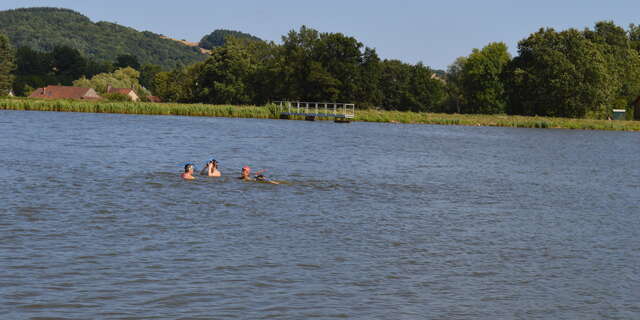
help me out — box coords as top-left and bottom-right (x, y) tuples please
(147, 95), (162, 103)
(107, 85), (140, 102)
(29, 85), (102, 100)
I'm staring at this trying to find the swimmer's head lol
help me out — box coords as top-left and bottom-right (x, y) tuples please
(184, 163), (195, 173)
(241, 166), (251, 177)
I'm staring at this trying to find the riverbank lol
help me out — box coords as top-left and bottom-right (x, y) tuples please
(1, 97), (639, 131)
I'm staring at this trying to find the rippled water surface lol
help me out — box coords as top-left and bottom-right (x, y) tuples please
(1, 110), (639, 319)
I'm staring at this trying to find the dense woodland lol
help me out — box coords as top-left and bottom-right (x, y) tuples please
(0, 7), (206, 69)
(199, 30), (262, 50)
(151, 23), (640, 119)
(0, 33), (14, 95)
(1, 7), (640, 119)
(153, 26), (447, 112)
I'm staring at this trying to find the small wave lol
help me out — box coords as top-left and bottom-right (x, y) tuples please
(20, 303), (99, 309)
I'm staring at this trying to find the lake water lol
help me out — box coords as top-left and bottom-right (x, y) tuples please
(1, 110), (639, 319)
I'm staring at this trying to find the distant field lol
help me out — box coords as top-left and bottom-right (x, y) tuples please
(1, 98), (638, 132)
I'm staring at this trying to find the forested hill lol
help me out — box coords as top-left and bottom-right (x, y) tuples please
(199, 29), (262, 49)
(0, 7), (207, 69)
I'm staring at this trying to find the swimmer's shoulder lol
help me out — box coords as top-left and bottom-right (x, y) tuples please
(181, 173), (195, 180)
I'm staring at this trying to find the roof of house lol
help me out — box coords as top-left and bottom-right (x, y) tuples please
(29, 85), (100, 100)
(108, 88), (135, 95)
(147, 95), (162, 103)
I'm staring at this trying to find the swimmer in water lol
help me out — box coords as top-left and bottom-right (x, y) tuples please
(239, 166), (280, 184)
(200, 159), (221, 177)
(239, 166), (252, 181)
(255, 173), (280, 185)
(181, 163), (196, 180)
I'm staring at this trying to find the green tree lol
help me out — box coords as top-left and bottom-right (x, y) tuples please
(584, 21), (629, 48)
(504, 28), (612, 117)
(585, 21), (640, 117)
(15, 46), (51, 75)
(85, 59), (113, 78)
(139, 64), (162, 93)
(313, 32), (364, 101)
(280, 26), (324, 100)
(630, 23), (640, 51)
(244, 40), (285, 104)
(153, 64), (200, 102)
(379, 60), (444, 112)
(51, 45), (87, 85)
(459, 42), (511, 114)
(73, 67), (149, 98)
(115, 54), (140, 70)
(410, 62), (446, 112)
(193, 38), (257, 104)
(152, 71), (178, 102)
(443, 57), (467, 113)
(199, 29), (262, 50)
(279, 26), (391, 104)
(355, 47), (383, 107)
(0, 32), (15, 95)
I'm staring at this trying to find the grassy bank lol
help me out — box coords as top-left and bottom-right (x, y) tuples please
(1, 97), (639, 131)
(355, 109), (640, 131)
(0, 98), (274, 119)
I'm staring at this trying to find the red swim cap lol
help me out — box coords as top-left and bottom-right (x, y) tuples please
(242, 166), (251, 171)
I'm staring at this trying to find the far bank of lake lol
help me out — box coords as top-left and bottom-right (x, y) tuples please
(1, 97), (639, 131)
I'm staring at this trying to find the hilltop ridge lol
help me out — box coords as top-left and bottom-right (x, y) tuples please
(0, 7), (262, 69)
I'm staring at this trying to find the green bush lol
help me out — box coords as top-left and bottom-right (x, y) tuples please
(102, 93), (131, 102)
(265, 103), (282, 118)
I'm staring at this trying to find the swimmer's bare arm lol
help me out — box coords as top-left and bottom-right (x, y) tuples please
(201, 163), (214, 176)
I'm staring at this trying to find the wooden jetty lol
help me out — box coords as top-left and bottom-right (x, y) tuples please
(276, 101), (355, 123)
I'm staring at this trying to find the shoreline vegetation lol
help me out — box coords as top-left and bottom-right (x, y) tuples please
(3, 15), (640, 126)
(1, 98), (639, 131)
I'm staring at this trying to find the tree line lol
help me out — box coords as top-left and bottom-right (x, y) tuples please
(445, 21), (640, 118)
(2, 21), (640, 119)
(153, 26), (447, 112)
(151, 22), (640, 119)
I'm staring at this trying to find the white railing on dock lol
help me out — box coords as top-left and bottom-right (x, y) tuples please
(275, 101), (355, 119)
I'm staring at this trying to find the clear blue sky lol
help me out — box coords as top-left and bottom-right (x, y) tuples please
(2, 0), (639, 70)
